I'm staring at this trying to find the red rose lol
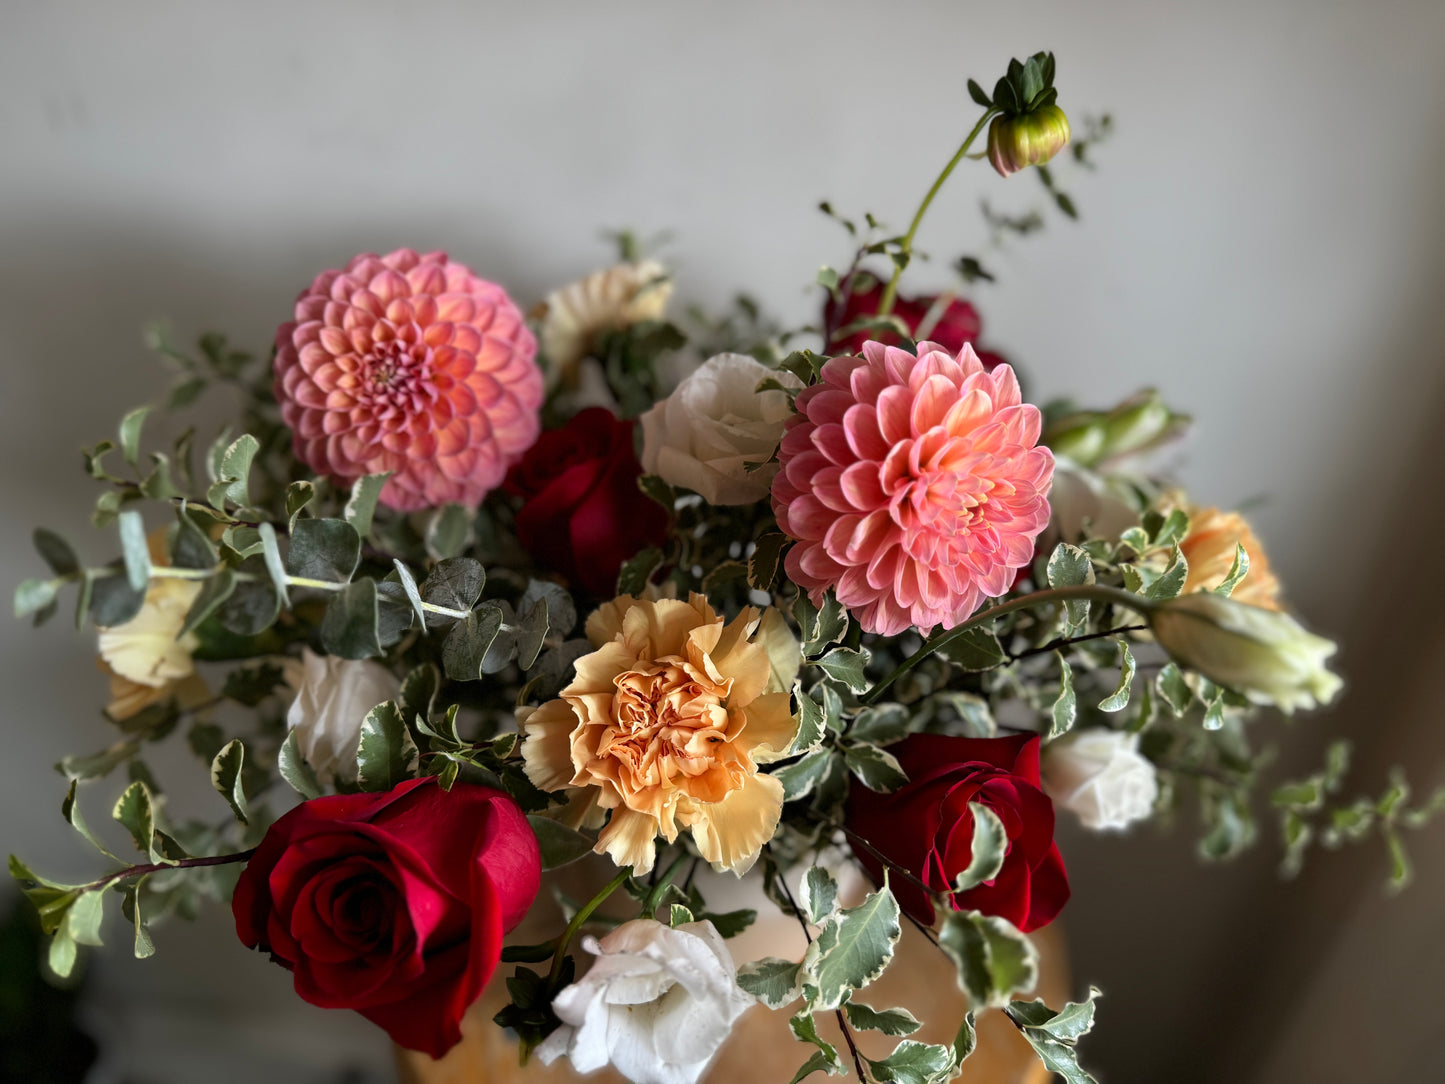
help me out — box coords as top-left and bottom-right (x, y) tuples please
(824, 274), (1005, 370)
(232, 778), (540, 1058)
(506, 407), (668, 597)
(845, 733), (1069, 932)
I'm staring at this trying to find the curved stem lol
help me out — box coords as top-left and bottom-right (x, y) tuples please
(861, 584), (1154, 705)
(876, 108), (996, 318)
(548, 865), (633, 987)
(80, 848), (257, 893)
(640, 853), (691, 919)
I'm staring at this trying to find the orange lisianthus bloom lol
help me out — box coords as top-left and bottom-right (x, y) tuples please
(1179, 505), (1283, 611)
(522, 593), (799, 876)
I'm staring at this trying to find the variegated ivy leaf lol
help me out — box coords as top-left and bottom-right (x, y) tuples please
(801, 883), (901, 1011)
(1046, 542), (1094, 633)
(843, 1002), (922, 1036)
(865, 1040), (954, 1084)
(1144, 544), (1189, 601)
(344, 472), (392, 539)
(953, 803), (1007, 894)
(773, 748), (835, 802)
(356, 702), (418, 793)
(788, 1011), (843, 1078)
(791, 685), (827, 755)
(1154, 662), (1192, 716)
(800, 866), (839, 925)
(845, 744), (908, 793)
(849, 703), (910, 746)
(1049, 653), (1077, 738)
(1004, 987), (1103, 1084)
(1098, 639), (1136, 713)
(737, 956), (804, 1009)
(816, 647), (870, 694)
(938, 909), (1038, 1010)
(1212, 542), (1250, 597)
(795, 591), (848, 657)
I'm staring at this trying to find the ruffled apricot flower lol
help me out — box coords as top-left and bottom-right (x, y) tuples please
(274, 248), (543, 512)
(773, 340), (1053, 636)
(1179, 505), (1283, 611)
(521, 594), (799, 875)
(539, 260), (672, 385)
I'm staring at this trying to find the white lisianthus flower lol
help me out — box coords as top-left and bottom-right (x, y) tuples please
(536, 919), (753, 1084)
(1149, 593), (1343, 714)
(1042, 729), (1158, 830)
(541, 260), (672, 382)
(639, 353), (801, 505)
(283, 649), (401, 784)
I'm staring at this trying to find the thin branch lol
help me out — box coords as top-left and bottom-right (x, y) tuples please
(79, 848), (256, 893)
(1008, 624), (1147, 662)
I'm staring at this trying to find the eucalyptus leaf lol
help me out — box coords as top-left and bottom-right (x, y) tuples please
(442, 603), (504, 681)
(288, 518), (360, 583)
(118, 511), (151, 592)
(426, 503), (471, 560)
(33, 528), (80, 576)
(171, 509), (218, 569)
(214, 564), (275, 638)
(258, 523), (290, 608)
(421, 557), (485, 618)
(320, 578), (382, 659)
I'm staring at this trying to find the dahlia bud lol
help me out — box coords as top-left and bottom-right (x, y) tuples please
(1149, 593), (1343, 715)
(987, 105), (1072, 178)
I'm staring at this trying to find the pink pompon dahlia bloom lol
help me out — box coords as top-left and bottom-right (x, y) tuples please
(274, 249), (544, 512)
(773, 341), (1053, 636)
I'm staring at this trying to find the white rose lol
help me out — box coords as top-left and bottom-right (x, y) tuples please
(284, 648), (401, 785)
(639, 353), (800, 505)
(536, 918), (753, 1084)
(1042, 729), (1159, 831)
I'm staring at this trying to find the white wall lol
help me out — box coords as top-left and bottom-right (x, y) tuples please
(3, 1), (1444, 1080)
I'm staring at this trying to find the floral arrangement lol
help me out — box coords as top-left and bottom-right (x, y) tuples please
(10, 52), (1443, 1084)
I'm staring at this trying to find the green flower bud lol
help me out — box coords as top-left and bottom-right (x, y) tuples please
(1150, 593), (1343, 714)
(1044, 390), (1189, 467)
(987, 105), (1071, 178)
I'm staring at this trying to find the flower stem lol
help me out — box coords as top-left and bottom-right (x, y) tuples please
(861, 584), (1155, 705)
(640, 853), (691, 919)
(548, 865), (633, 988)
(79, 848), (257, 894)
(876, 107), (996, 319)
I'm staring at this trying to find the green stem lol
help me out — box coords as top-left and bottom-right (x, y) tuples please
(861, 584), (1154, 705)
(876, 108), (997, 319)
(547, 865), (633, 987)
(134, 565), (472, 620)
(640, 853), (691, 919)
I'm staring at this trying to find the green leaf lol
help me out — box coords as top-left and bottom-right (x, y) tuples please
(442, 603), (505, 681)
(849, 703), (910, 746)
(1155, 662), (1192, 716)
(845, 1002), (922, 1037)
(749, 533), (791, 591)
(66, 888), (106, 948)
(119, 406), (152, 468)
(59, 740), (140, 782)
(1212, 543), (1250, 598)
(171, 508), (219, 569)
(790, 688), (827, 755)
(1046, 543), (1095, 631)
(278, 729), (323, 800)
(515, 597), (550, 670)
(421, 557), (485, 617)
(938, 909), (1039, 1010)
(344, 472), (392, 539)
(14, 578), (58, 620)
(124, 881), (156, 958)
(952, 1011), (977, 1069)
(222, 524), (264, 560)
(616, 546), (664, 596)
(9, 857), (81, 938)
(179, 568), (236, 637)
(118, 510), (151, 592)
(209, 434), (260, 510)
(1098, 639), (1136, 713)
(787, 1049), (840, 1084)
(1049, 653), (1077, 739)
(817, 647), (870, 694)
(258, 522), (289, 608)
(773, 749), (835, 802)
(426, 503), (471, 560)
(287, 518), (360, 583)
(356, 701), (419, 792)
(700, 907), (756, 938)
(400, 663), (442, 728)
(668, 903), (695, 927)
(1004, 988), (1103, 1084)
(789, 1011), (842, 1071)
(33, 528), (80, 576)
(112, 780), (158, 857)
(527, 815), (594, 870)
(737, 956), (803, 1009)
(391, 560), (429, 631)
(801, 866), (839, 925)
(62, 781), (120, 862)
(209, 740), (250, 824)
(320, 578), (382, 659)
(937, 627), (1008, 672)
(1145, 545), (1189, 601)
(796, 592), (849, 656)
(967, 78), (992, 107)
(866, 1041), (953, 1084)
(953, 803), (1007, 893)
(285, 480), (315, 531)
(802, 884), (901, 1010)
(519, 580), (577, 637)
(845, 745), (908, 793)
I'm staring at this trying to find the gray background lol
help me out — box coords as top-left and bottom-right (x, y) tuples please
(3, 1), (1444, 1081)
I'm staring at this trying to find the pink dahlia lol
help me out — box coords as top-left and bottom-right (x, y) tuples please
(773, 341), (1053, 636)
(274, 248), (543, 512)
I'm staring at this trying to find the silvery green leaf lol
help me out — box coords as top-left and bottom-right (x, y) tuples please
(171, 508), (218, 569)
(773, 749), (834, 802)
(737, 956), (803, 1009)
(277, 729), (322, 800)
(1097, 640), (1136, 713)
(938, 909), (1038, 1010)
(937, 627), (1008, 672)
(844, 1002), (922, 1037)
(374, 578), (415, 647)
(519, 579), (577, 637)
(515, 597), (549, 670)
(58, 740), (140, 782)
(222, 524), (264, 560)
(819, 683), (845, 733)
(118, 511), (151, 592)
(88, 568), (146, 626)
(344, 472), (392, 540)
(931, 692), (996, 737)
(849, 703), (910, 746)
(865, 1041), (953, 1084)
(800, 866), (839, 925)
(119, 405), (151, 468)
(817, 647), (870, 694)
(14, 578), (58, 620)
(1155, 662), (1192, 716)
(356, 701), (418, 793)
(527, 815), (594, 870)
(700, 907), (756, 938)
(391, 559), (428, 630)
(1049, 653), (1077, 738)
(62, 781), (120, 862)
(285, 480), (315, 532)
(442, 602), (504, 681)
(845, 745), (908, 793)
(953, 803), (1007, 893)
(791, 687), (827, 755)
(802, 884), (901, 1010)
(421, 557), (485, 618)
(1005, 987), (1100, 1042)
(209, 740), (250, 825)
(320, 578), (382, 659)
(66, 889), (106, 950)
(1145, 545), (1189, 601)
(215, 560), (279, 636)
(426, 503), (471, 560)
(1212, 543), (1250, 597)
(257, 522), (289, 608)
(288, 518), (360, 583)
(33, 528), (80, 576)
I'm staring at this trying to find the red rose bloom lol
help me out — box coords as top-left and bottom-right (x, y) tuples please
(824, 275), (1005, 370)
(232, 778), (540, 1058)
(506, 407), (668, 597)
(845, 733), (1069, 932)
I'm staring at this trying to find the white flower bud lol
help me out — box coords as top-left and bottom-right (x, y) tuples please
(1042, 729), (1158, 831)
(284, 648), (401, 784)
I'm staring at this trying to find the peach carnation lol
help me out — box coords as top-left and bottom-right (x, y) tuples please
(773, 340), (1053, 636)
(521, 593), (799, 876)
(274, 248), (543, 512)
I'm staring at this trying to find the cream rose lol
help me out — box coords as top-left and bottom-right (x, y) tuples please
(1042, 728), (1158, 831)
(639, 353), (800, 505)
(284, 649), (401, 784)
(536, 918), (753, 1084)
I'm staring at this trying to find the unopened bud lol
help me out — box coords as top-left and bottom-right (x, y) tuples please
(987, 105), (1071, 178)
